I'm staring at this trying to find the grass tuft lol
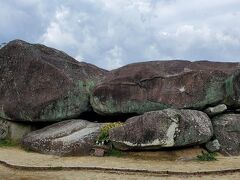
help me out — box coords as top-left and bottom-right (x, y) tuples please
(106, 148), (123, 157)
(0, 139), (18, 147)
(96, 122), (124, 145)
(197, 151), (218, 161)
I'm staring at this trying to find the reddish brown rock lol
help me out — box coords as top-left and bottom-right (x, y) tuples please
(91, 61), (240, 115)
(0, 40), (107, 121)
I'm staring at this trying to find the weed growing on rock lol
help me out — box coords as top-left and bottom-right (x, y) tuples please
(197, 151), (218, 161)
(96, 122), (124, 145)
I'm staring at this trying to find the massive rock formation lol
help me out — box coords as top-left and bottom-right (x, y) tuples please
(109, 109), (213, 150)
(91, 61), (240, 115)
(0, 40), (107, 121)
(212, 114), (240, 156)
(2, 39), (240, 157)
(22, 119), (102, 156)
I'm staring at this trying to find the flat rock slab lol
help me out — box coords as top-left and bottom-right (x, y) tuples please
(22, 119), (102, 156)
(91, 61), (240, 115)
(212, 114), (240, 156)
(0, 40), (107, 121)
(109, 109), (213, 150)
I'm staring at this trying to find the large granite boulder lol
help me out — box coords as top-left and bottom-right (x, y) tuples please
(91, 61), (240, 115)
(212, 114), (240, 156)
(109, 109), (213, 150)
(0, 40), (107, 121)
(22, 119), (102, 156)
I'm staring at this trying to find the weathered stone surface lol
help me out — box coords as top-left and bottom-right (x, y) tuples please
(224, 70), (240, 108)
(204, 104), (227, 116)
(0, 118), (35, 142)
(22, 119), (102, 156)
(109, 109), (213, 150)
(0, 40), (107, 121)
(91, 60), (240, 115)
(212, 114), (240, 156)
(205, 139), (221, 153)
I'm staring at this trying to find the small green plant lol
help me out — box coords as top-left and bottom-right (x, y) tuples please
(197, 151), (218, 161)
(106, 148), (123, 157)
(0, 139), (18, 147)
(96, 122), (124, 145)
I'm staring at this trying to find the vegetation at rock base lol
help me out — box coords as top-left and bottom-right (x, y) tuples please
(197, 151), (218, 161)
(106, 148), (123, 157)
(0, 139), (18, 147)
(96, 122), (124, 145)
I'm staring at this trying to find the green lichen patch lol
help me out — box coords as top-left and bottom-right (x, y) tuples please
(39, 80), (90, 121)
(189, 78), (225, 110)
(225, 75), (234, 98)
(91, 97), (170, 115)
(224, 71), (240, 107)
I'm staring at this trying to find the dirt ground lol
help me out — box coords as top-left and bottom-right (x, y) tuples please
(1, 165), (240, 180)
(0, 147), (240, 179)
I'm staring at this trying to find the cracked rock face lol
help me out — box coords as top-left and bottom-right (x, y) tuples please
(0, 40), (107, 121)
(91, 60), (240, 115)
(212, 114), (240, 156)
(22, 119), (102, 156)
(109, 109), (213, 150)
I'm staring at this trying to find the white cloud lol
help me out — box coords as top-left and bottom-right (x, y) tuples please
(75, 54), (84, 61)
(1, 0), (240, 69)
(40, 6), (78, 49)
(144, 44), (161, 60)
(41, 22), (77, 46)
(105, 46), (124, 70)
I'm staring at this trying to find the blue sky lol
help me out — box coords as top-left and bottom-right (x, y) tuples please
(0, 0), (240, 69)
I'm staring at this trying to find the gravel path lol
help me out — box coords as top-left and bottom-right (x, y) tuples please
(1, 147), (240, 179)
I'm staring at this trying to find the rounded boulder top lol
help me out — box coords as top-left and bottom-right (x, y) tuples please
(91, 60), (240, 115)
(0, 39), (107, 122)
